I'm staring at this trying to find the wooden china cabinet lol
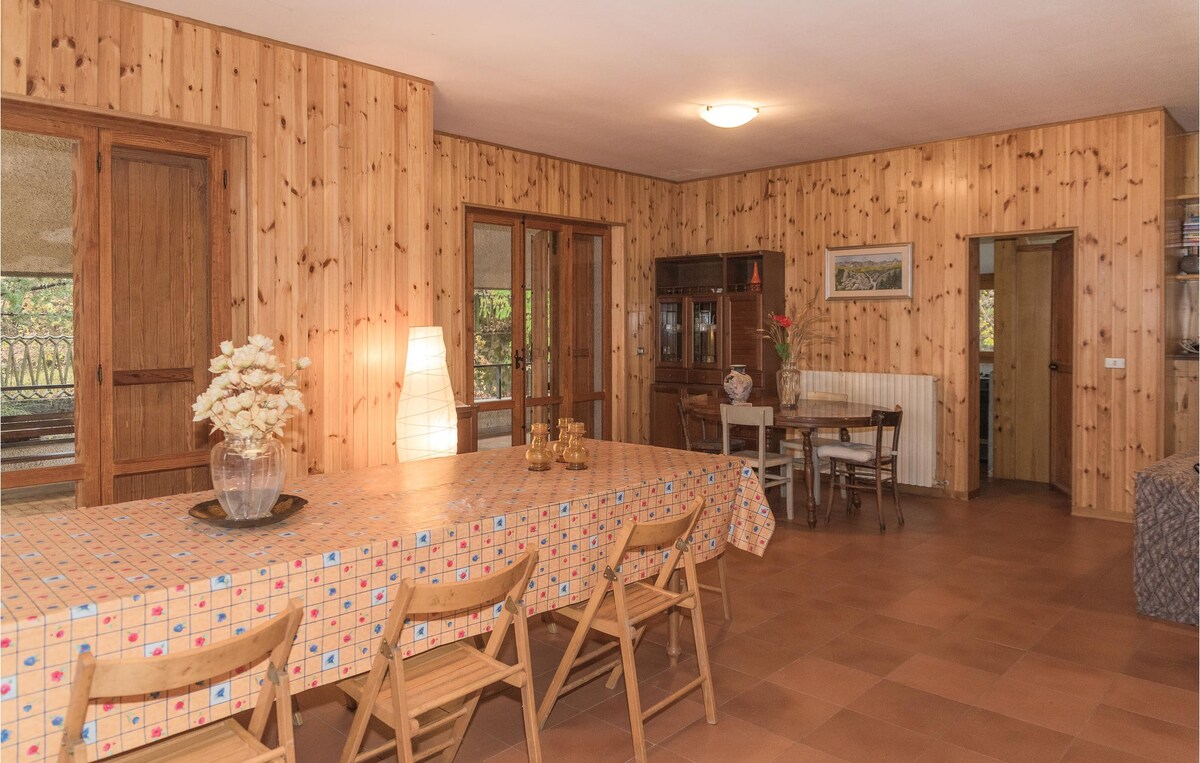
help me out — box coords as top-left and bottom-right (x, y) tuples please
(649, 251), (785, 449)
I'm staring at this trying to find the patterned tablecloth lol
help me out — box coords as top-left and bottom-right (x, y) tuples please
(0, 442), (774, 761)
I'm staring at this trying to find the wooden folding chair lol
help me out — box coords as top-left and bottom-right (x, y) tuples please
(536, 497), (717, 763)
(337, 550), (541, 763)
(58, 599), (304, 763)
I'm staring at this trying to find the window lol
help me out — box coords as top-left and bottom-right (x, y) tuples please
(979, 288), (995, 353)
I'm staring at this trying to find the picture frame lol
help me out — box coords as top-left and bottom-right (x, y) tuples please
(824, 243), (913, 300)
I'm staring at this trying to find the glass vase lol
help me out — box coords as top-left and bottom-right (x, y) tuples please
(776, 361), (803, 409)
(210, 434), (286, 521)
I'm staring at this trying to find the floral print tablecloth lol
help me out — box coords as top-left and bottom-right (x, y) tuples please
(0, 442), (774, 761)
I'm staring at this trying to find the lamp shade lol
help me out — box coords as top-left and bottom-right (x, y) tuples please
(699, 104), (759, 128)
(395, 326), (457, 462)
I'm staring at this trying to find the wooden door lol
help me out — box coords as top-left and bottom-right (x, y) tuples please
(992, 239), (1052, 482)
(1049, 234), (1075, 495)
(726, 292), (764, 379)
(100, 133), (229, 503)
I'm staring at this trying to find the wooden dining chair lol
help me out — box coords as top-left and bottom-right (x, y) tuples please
(336, 550), (541, 763)
(678, 390), (745, 454)
(58, 599), (304, 763)
(819, 406), (904, 532)
(721, 404), (795, 520)
(536, 497), (716, 763)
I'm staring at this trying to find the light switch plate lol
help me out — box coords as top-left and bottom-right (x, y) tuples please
(1105, 357), (1126, 369)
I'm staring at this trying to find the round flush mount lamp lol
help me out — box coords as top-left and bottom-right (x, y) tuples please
(699, 104), (760, 128)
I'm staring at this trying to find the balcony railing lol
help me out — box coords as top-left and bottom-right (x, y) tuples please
(1, 335), (74, 402)
(473, 362), (512, 402)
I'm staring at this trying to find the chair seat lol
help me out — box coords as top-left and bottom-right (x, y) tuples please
(105, 718), (274, 763)
(339, 641), (522, 728)
(557, 581), (692, 636)
(817, 442), (895, 464)
(782, 436), (843, 454)
(692, 437), (746, 454)
(729, 450), (792, 468)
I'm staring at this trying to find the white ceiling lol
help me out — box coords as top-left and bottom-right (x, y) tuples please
(138, 0), (1198, 181)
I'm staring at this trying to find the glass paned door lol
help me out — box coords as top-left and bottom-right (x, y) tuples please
(0, 119), (99, 511)
(690, 298), (721, 368)
(468, 211), (611, 448)
(470, 216), (520, 449)
(569, 231), (610, 439)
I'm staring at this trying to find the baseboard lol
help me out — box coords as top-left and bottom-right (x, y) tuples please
(1071, 505), (1134, 524)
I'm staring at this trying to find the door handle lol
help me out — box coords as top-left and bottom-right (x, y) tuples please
(1048, 362), (1059, 371)
(513, 349), (525, 370)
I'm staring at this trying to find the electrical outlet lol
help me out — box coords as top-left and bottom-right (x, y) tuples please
(1104, 357), (1126, 369)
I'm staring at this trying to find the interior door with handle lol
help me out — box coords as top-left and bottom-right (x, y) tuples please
(100, 132), (229, 503)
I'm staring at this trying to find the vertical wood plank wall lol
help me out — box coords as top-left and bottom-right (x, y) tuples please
(1, 0), (434, 477)
(675, 111), (1167, 517)
(2, 0), (1171, 515)
(429, 134), (676, 445)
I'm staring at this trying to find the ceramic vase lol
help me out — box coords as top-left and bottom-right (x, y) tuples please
(723, 364), (753, 405)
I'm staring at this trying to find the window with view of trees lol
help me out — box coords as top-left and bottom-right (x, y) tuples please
(980, 288), (995, 352)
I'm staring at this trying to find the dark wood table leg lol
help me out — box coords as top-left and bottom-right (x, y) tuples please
(802, 428), (818, 528)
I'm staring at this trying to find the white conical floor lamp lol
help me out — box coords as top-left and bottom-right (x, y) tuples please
(395, 326), (457, 462)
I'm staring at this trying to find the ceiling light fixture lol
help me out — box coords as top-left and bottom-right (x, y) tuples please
(699, 104), (759, 128)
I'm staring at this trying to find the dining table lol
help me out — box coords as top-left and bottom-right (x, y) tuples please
(694, 396), (879, 529)
(0, 441), (774, 762)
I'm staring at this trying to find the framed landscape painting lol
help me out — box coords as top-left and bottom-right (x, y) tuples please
(825, 243), (913, 300)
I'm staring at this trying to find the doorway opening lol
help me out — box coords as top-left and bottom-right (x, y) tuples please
(466, 210), (612, 450)
(970, 232), (1074, 498)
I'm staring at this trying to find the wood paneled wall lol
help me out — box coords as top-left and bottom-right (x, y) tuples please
(1, 0), (434, 477)
(675, 111), (1167, 517)
(430, 134), (677, 444)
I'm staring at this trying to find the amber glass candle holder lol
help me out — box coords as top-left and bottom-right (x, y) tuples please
(552, 417), (574, 463)
(525, 422), (553, 472)
(562, 422), (589, 471)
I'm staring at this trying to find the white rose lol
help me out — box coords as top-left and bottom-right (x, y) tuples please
(220, 340), (234, 356)
(296, 357), (312, 370)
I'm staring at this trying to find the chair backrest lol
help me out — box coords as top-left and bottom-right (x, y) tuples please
(379, 550), (539, 662)
(720, 405), (772, 479)
(60, 599), (304, 762)
(870, 406), (903, 462)
(600, 497), (705, 593)
(808, 390), (848, 402)
(678, 391), (716, 450)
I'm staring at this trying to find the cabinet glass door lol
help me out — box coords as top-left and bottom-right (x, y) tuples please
(690, 298), (721, 368)
(658, 298), (684, 365)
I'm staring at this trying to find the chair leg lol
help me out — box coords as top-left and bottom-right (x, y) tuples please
(716, 554), (732, 622)
(618, 625), (649, 763)
(845, 465), (858, 516)
(537, 612), (592, 729)
(812, 457), (822, 505)
(875, 468), (886, 533)
(513, 614), (544, 763)
(891, 470), (905, 526)
(824, 460), (838, 526)
(542, 611), (558, 635)
(688, 588), (719, 725)
(785, 469), (795, 522)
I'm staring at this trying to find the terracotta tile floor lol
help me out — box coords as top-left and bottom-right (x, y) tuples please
(264, 480), (1198, 762)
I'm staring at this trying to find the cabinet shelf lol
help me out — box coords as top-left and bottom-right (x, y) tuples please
(1172, 274), (1200, 281)
(1168, 193), (1200, 202)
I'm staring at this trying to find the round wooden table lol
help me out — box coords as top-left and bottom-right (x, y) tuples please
(696, 397), (877, 528)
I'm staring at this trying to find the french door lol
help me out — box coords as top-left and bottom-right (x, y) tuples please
(0, 103), (230, 511)
(467, 210), (611, 447)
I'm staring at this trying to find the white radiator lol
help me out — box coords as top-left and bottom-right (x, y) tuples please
(799, 371), (939, 488)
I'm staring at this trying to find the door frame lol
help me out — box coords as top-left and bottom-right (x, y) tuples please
(1, 99), (245, 507)
(464, 207), (613, 445)
(967, 228), (1077, 499)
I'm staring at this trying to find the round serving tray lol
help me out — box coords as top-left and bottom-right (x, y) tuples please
(189, 494), (308, 528)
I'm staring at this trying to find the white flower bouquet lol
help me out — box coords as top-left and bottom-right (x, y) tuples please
(193, 335), (311, 440)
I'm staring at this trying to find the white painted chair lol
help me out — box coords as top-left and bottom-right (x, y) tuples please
(721, 404), (795, 521)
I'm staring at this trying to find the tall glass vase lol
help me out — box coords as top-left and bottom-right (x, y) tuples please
(776, 361), (803, 409)
(210, 434), (285, 520)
